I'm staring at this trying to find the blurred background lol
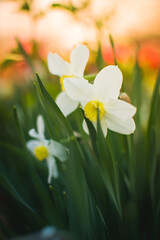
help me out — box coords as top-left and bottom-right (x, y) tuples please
(0, 1), (160, 238)
(0, 0), (159, 97)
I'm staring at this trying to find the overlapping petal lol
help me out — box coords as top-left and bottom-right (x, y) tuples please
(70, 45), (89, 77)
(47, 46), (136, 137)
(48, 140), (68, 162)
(82, 120), (89, 134)
(82, 119), (107, 136)
(106, 114), (135, 135)
(26, 140), (41, 154)
(48, 45), (90, 116)
(94, 65), (123, 101)
(48, 53), (71, 76)
(46, 156), (58, 184)
(56, 91), (79, 117)
(100, 119), (108, 136)
(105, 98), (137, 121)
(28, 129), (40, 140)
(63, 77), (94, 106)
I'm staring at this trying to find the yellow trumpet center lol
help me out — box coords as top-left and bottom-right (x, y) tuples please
(60, 75), (74, 91)
(84, 101), (105, 122)
(34, 145), (49, 161)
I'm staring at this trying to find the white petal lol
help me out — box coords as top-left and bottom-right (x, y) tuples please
(105, 99), (137, 121)
(52, 162), (58, 179)
(47, 52), (71, 76)
(63, 77), (94, 104)
(26, 140), (42, 154)
(106, 115), (136, 135)
(94, 65), (123, 101)
(82, 119), (108, 137)
(83, 119), (108, 138)
(46, 156), (58, 184)
(100, 118), (108, 137)
(43, 139), (50, 147)
(28, 129), (40, 139)
(37, 115), (45, 138)
(70, 45), (89, 77)
(47, 140), (68, 162)
(82, 120), (89, 134)
(56, 91), (79, 117)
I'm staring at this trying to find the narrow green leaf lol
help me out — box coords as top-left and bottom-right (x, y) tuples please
(84, 114), (100, 159)
(65, 139), (93, 239)
(17, 39), (35, 73)
(36, 73), (74, 138)
(0, 218), (16, 238)
(0, 54), (23, 69)
(149, 127), (157, 202)
(0, 172), (46, 226)
(97, 42), (105, 71)
(20, 2), (30, 11)
(84, 74), (96, 83)
(96, 113), (122, 217)
(109, 34), (118, 66)
(51, 3), (71, 11)
(131, 60), (143, 128)
(12, 106), (26, 147)
(147, 70), (160, 135)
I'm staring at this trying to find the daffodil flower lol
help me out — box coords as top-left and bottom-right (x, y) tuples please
(64, 65), (137, 136)
(47, 45), (89, 116)
(26, 115), (68, 183)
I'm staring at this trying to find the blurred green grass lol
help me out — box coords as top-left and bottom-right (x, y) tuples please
(0, 39), (160, 240)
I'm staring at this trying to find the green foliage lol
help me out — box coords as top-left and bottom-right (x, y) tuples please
(20, 2), (30, 11)
(109, 35), (118, 66)
(51, 1), (90, 13)
(0, 45), (160, 240)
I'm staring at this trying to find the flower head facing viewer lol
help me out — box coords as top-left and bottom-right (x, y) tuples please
(64, 65), (137, 137)
(26, 115), (68, 183)
(48, 45), (89, 116)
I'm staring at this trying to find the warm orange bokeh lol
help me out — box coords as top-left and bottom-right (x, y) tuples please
(138, 43), (160, 69)
(0, 0), (159, 94)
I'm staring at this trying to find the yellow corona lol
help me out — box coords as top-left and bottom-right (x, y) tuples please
(84, 101), (105, 122)
(60, 75), (74, 91)
(34, 145), (49, 161)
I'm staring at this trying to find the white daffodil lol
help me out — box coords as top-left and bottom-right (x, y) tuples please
(64, 65), (137, 137)
(47, 44), (89, 116)
(26, 115), (68, 183)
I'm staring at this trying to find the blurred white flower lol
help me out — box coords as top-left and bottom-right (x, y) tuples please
(47, 45), (89, 116)
(64, 65), (136, 136)
(26, 115), (68, 183)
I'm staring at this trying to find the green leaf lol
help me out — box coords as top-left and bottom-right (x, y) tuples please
(12, 106), (26, 147)
(147, 70), (160, 135)
(36, 73), (74, 138)
(0, 172), (46, 227)
(109, 34), (118, 66)
(96, 43), (105, 71)
(83, 114), (100, 159)
(65, 139), (92, 239)
(0, 54), (23, 69)
(96, 113), (122, 218)
(17, 39), (35, 73)
(51, 3), (70, 10)
(149, 127), (157, 201)
(20, 2), (30, 11)
(0, 218), (16, 238)
(84, 74), (96, 83)
(131, 60), (143, 128)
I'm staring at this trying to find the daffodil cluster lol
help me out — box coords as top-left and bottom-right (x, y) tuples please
(27, 115), (68, 184)
(48, 45), (136, 137)
(48, 45), (89, 116)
